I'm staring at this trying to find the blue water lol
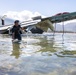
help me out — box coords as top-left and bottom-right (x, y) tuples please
(0, 33), (76, 75)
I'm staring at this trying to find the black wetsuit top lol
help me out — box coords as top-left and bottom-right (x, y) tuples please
(12, 25), (22, 35)
(12, 25), (22, 40)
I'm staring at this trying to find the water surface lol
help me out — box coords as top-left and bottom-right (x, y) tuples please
(0, 33), (76, 75)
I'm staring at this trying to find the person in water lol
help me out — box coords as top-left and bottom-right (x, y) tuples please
(12, 20), (22, 41)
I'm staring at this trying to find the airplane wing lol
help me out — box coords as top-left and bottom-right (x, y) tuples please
(42, 12), (76, 23)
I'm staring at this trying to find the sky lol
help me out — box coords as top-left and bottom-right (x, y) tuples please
(0, 0), (76, 21)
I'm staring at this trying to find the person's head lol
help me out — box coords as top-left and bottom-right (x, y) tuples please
(14, 20), (20, 26)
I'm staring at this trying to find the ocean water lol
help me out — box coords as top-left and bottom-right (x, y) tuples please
(0, 33), (76, 75)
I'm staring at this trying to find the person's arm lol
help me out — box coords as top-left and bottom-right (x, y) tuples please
(19, 25), (22, 30)
(11, 26), (15, 40)
(12, 32), (15, 40)
(19, 25), (23, 34)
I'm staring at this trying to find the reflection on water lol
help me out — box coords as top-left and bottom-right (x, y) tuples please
(0, 33), (76, 75)
(36, 36), (56, 56)
(11, 43), (20, 59)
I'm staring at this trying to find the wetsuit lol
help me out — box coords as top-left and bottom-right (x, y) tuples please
(12, 25), (22, 40)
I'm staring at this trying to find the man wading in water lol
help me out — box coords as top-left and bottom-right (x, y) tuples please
(12, 20), (22, 42)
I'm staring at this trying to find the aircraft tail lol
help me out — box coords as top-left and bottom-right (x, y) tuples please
(36, 19), (54, 32)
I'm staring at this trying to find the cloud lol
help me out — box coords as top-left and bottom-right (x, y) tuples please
(3, 10), (46, 22)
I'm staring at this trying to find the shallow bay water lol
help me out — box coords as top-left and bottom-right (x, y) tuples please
(0, 33), (76, 75)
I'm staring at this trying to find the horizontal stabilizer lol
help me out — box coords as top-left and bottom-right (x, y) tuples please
(36, 19), (54, 32)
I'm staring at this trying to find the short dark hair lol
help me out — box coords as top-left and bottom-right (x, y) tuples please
(14, 20), (19, 23)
